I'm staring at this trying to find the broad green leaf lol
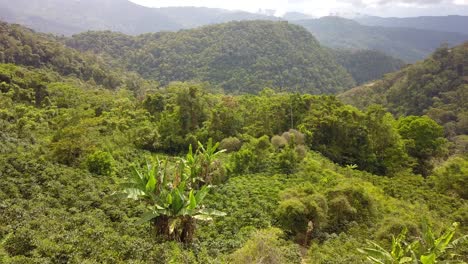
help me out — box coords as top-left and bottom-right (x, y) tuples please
(146, 168), (156, 193)
(135, 211), (159, 225)
(199, 208), (226, 216)
(193, 215), (213, 221)
(123, 188), (145, 200)
(166, 193), (173, 205)
(420, 253), (436, 264)
(188, 190), (197, 210)
(434, 222), (457, 253)
(195, 185), (209, 203)
(400, 257), (413, 263)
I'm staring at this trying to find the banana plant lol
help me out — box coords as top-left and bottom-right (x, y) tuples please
(358, 222), (467, 264)
(186, 138), (226, 185)
(358, 227), (415, 264)
(119, 141), (226, 243)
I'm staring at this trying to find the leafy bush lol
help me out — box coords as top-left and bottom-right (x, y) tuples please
(229, 228), (301, 264)
(86, 150), (115, 176)
(431, 156), (468, 199)
(219, 137), (242, 153)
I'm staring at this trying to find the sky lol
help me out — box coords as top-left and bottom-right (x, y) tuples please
(129, 0), (468, 17)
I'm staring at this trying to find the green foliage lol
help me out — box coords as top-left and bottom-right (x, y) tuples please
(86, 150), (115, 176)
(67, 21), (356, 94)
(340, 43), (468, 141)
(0, 25), (466, 263)
(398, 116), (448, 176)
(219, 137), (242, 153)
(334, 49), (405, 85)
(229, 228), (301, 264)
(358, 222), (468, 264)
(276, 184), (328, 242)
(306, 234), (366, 263)
(431, 156), (468, 199)
(119, 141), (226, 243)
(300, 101), (408, 175)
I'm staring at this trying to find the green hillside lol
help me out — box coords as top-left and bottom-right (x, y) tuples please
(66, 21), (356, 94)
(333, 49), (405, 85)
(0, 61), (467, 263)
(339, 43), (468, 149)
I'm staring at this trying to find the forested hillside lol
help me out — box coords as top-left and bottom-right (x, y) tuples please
(340, 43), (468, 150)
(0, 21), (155, 92)
(333, 49), (405, 85)
(1, 0), (465, 67)
(0, 18), (467, 264)
(66, 21), (356, 94)
(293, 16), (468, 62)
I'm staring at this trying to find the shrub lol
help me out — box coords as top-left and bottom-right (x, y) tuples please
(3, 229), (35, 257)
(326, 186), (375, 233)
(86, 151), (115, 176)
(229, 228), (301, 264)
(271, 135), (287, 149)
(431, 156), (468, 199)
(219, 137), (242, 152)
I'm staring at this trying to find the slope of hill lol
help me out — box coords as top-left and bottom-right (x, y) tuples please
(333, 49), (405, 85)
(0, 0), (183, 35)
(66, 21), (356, 94)
(356, 15), (468, 35)
(0, 21), (126, 89)
(293, 16), (468, 62)
(1, 62), (466, 263)
(339, 43), (468, 140)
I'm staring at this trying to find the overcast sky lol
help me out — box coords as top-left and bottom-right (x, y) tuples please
(129, 0), (468, 17)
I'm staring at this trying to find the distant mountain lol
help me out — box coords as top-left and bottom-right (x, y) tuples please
(282, 12), (314, 21)
(356, 15), (468, 35)
(339, 43), (468, 138)
(293, 16), (468, 62)
(157, 7), (278, 28)
(66, 21), (356, 94)
(0, 0), (275, 35)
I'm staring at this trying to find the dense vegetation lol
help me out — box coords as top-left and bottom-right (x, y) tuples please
(333, 49), (405, 85)
(293, 16), (468, 62)
(66, 21), (356, 94)
(0, 20), (467, 263)
(340, 43), (468, 152)
(2, 0), (466, 65)
(0, 21), (154, 92)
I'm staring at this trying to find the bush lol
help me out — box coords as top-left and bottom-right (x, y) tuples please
(271, 135), (287, 149)
(86, 150), (115, 176)
(3, 229), (35, 257)
(276, 184), (328, 243)
(431, 156), (468, 199)
(229, 228), (301, 264)
(219, 137), (242, 153)
(326, 186), (375, 233)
